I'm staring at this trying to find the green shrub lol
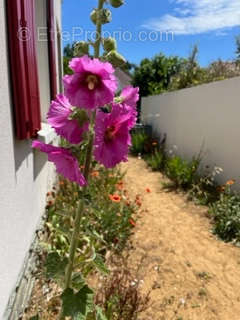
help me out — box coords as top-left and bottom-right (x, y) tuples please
(95, 258), (150, 320)
(44, 166), (137, 279)
(145, 150), (165, 171)
(165, 155), (200, 190)
(130, 132), (148, 155)
(188, 166), (223, 205)
(188, 175), (219, 205)
(209, 185), (240, 242)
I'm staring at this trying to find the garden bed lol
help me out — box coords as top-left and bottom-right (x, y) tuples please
(24, 157), (240, 320)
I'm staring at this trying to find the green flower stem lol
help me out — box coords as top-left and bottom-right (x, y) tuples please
(94, 0), (105, 58)
(64, 112), (96, 291)
(64, 199), (84, 289)
(82, 112), (96, 181)
(63, 0), (104, 296)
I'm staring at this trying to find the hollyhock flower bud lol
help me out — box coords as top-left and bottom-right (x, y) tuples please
(69, 108), (89, 127)
(90, 8), (112, 25)
(100, 8), (112, 24)
(47, 94), (89, 144)
(109, 0), (124, 8)
(105, 50), (126, 67)
(63, 55), (117, 110)
(90, 9), (97, 25)
(93, 103), (132, 168)
(74, 41), (89, 57)
(102, 37), (117, 53)
(32, 141), (86, 186)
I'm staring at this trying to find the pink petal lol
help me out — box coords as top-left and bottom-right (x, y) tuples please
(47, 94), (88, 144)
(32, 141), (86, 186)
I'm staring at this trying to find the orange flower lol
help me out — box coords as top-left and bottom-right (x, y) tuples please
(129, 218), (136, 227)
(226, 179), (235, 186)
(109, 194), (121, 203)
(91, 171), (99, 178)
(146, 188), (151, 193)
(116, 182), (124, 190)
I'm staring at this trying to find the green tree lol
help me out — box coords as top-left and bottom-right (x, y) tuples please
(169, 45), (207, 90)
(120, 61), (136, 74)
(132, 53), (183, 97)
(236, 35), (240, 65)
(64, 43), (75, 58)
(63, 43), (75, 75)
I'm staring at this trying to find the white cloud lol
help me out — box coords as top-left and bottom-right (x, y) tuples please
(143, 0), (240, 35)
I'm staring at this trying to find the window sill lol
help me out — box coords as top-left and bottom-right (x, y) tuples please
(37, 123), (56, 144)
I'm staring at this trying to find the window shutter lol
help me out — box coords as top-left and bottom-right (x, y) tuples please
(7, 0), (41, 139)
(47, 0), (57, 100)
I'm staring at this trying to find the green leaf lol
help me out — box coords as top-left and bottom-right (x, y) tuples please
(30, 316), (39, 320)
(72, 272), (86, 291)
(96, 306), (108, 320)
(45, 252), (68, 280)
(93, 255), (109, 275)
(61, 286), (94, 320)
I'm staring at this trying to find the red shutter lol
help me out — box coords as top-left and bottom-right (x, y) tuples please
(47, 0), (58, 100)
(7, 0), (41, 139)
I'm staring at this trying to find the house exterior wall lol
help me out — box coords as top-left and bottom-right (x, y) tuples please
(35, 0), (63, 121)
(115, 68), (132, 90)
(141, 76), (240, 186)
(35, 0), (51, 121)
(0, 1), (62, 318)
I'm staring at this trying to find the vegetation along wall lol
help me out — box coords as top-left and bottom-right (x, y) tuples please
(142, 76), (240, 186)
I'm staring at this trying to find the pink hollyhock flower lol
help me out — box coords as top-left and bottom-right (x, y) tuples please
(93, 103), (132, 168)
(47, 94), (89, 144)
(120, 86), (139, 108)
(118, 86), (139, 129)
(32, 141), (86, 186)
(121, 103), (137, 130)
(63, 55), (117, 110)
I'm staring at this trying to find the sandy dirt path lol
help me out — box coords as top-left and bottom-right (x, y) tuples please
(122, 156), (240, 320)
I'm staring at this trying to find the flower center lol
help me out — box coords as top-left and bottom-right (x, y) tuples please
(86, 74), (99, 90)
(104, 125), (116, 141)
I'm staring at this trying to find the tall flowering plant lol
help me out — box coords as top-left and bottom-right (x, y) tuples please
(32, 0), (139, 317)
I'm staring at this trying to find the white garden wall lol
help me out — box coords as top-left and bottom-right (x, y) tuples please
(142, 77), (240, 185)
(0, 1), (61, 318)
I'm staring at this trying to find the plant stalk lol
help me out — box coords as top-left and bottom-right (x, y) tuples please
(63, 0), (104, 294)
(64, 199), (84, 289)
(94, 0), (105, 58)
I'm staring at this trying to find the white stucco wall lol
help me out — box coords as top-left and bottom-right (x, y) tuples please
(35, 0), (51, 121)
(0, 1), (61, 317)
(54, 0), (63, 92)
(35, 0), (63, 121)
(142, 77), (240, 185)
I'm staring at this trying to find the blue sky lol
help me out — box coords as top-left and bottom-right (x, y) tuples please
(62, 0), (240, 66)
